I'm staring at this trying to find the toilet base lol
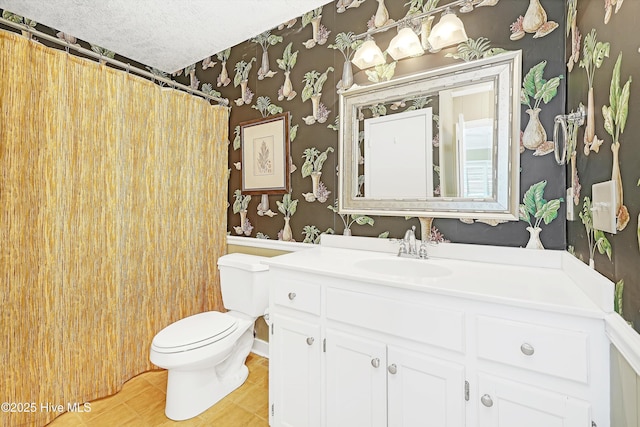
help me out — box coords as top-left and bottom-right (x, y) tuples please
(163, 328), (254, 421)
(165, 364), (249, 421)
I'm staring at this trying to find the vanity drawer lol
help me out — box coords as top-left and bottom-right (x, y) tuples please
(476, 315), (589, 383)
(272, 279), (321, 316)
(326, 287), (465, 353)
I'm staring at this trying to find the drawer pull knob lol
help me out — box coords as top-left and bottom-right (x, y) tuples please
(306, 337), (314, 346)
(371, 358), (380, 368)
(288, 292), (296, 300)
(387, 364), (397, 375)
(481, 394), (494, 407)
(520, 343), (535, 356)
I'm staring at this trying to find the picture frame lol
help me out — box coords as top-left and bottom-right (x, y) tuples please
(240, 112), (291, 195)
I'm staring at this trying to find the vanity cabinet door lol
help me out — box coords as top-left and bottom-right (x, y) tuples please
(270, 314), (321, 427)
(476, 374), (591, 427)
(326, 329), (387, 427)
(387, 346), (466, 427)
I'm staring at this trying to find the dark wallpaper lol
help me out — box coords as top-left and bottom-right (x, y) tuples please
(215, 0), (567, 250)
(567, 0), (640, 325)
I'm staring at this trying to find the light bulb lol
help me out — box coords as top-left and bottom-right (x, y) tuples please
(427, 9), (468, 51)
(352, 38), (386, 69)
(388, 27), (425, 60)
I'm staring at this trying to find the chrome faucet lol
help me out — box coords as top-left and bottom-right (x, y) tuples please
(404, 226), (417, 256)
(397, 226), (428, 259)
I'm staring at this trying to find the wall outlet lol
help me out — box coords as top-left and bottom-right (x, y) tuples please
(592, 180), (617, 234)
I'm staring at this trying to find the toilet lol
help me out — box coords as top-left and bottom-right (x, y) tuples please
(149, 253), (269, 421)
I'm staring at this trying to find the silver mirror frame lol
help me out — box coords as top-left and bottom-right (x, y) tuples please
(338, 50), (522, 220)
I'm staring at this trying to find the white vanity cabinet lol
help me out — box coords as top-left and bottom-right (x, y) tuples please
(386, 345), (466, 427)
(325, 330), (387, 427)
(269, 278), (322, 427)
(266, 246), (610, 427)
(476, 374), (591, 427)
(325, 331), (465, 427)
(474, 314), (596, 426)
(324, 285), (467, 427)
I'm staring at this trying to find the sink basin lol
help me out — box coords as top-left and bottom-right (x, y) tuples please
(354, 257), (452, 279)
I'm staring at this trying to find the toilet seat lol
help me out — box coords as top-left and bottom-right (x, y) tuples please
(151, 311), (238, 354)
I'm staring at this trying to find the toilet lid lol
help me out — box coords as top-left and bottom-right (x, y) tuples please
(152, 311), (238, 353)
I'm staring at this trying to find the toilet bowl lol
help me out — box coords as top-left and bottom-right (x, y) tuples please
(149, 253), (269, 421)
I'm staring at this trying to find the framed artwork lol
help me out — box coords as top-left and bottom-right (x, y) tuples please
(240, 112), (291, 194)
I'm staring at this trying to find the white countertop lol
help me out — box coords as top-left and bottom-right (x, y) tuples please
(263, 240), (612, 319)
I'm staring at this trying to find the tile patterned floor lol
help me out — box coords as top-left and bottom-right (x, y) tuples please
(47, 354), (269, 426)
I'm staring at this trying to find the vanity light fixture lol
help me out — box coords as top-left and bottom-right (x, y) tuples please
(351, 0), (478, 68)
(352, 35), (386, 69)
(387, 23), (425, 61)
(427, 8), (469, 51)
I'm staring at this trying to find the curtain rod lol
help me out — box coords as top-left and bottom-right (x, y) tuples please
(354, 0), (481, 40)
(0, 16), (229, 106)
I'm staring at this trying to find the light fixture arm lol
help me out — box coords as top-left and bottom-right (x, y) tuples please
(353, 0), (480, 41)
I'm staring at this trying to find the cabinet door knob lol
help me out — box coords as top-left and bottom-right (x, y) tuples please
(480, 394), (494, 407)
(387, 364), (397, 375)
(288, 292), (296, 300)
(371, 358), (380, 368)
(520, 342), (535, 356)
(306, 337), (314, 346)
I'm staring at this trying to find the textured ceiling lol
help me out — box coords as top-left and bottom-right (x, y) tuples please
(0, 0), (332, 73)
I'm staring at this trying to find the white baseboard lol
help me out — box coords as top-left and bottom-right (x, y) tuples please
(251, 338), (269, 358)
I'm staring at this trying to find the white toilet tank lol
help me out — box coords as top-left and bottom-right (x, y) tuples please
(217, 253), (269, 317)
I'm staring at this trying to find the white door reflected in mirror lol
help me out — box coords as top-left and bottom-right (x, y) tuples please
(363, 108), (433, 199)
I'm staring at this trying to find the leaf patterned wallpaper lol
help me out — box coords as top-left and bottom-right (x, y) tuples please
(4, 0), (640, 329)
(566, 0), (639, 326)
(218, 0), (567, 250)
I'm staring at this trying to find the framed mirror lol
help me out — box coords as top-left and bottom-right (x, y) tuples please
(338, 50), (522, 220)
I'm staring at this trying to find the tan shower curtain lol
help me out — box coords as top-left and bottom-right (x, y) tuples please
(0, 32), (229, 427)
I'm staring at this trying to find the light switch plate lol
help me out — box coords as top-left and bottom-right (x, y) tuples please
(566, 187), (575, 221)
(592, 180), (617, 234)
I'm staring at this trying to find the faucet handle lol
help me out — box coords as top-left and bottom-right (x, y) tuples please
(397, 240), (407, 256)
(418, 241), (428, 259)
